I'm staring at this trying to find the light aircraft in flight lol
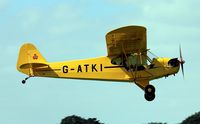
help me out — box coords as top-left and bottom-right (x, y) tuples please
(17, 26), (185, 101)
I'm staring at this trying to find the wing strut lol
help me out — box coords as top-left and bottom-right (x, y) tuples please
(121, 43), (138, 82)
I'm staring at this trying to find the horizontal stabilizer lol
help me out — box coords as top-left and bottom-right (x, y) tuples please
(19, 63), (49, 69)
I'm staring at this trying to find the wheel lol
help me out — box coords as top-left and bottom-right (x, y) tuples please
(22, 80), (26, 84)
(144, 93), (155, 101)
(145, 85), (155, 94)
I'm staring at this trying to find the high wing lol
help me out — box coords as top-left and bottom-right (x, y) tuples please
(106, 26), (147, 57)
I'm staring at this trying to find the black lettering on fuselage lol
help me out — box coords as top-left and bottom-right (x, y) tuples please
(63, 66), (68, 73)
(100, 64), (103, 71)
(92, 64), (97, 72)
(84, 64), (89, 72)
(77, 65), (82, 72)
(63, 64), (103, 73)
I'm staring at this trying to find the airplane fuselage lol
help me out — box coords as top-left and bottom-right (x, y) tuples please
(33, 56), (180, 83)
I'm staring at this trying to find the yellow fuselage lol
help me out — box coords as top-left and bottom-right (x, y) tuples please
(32, 56), (179, 82)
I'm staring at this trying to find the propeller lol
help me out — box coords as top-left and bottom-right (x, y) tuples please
(179, 45), (185, 78)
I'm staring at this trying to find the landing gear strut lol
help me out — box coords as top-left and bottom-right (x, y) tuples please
(144, 85), (156, 101)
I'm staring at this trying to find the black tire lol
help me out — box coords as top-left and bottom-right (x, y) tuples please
(145, 85), (155, 94)
(22, 80), (26, 84)
(144, 93), (155, 101)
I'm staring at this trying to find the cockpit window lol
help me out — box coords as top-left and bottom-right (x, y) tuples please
(111, 57), (122, 65)
(111, 51), (159, 71)
(111, 54), (147, 71)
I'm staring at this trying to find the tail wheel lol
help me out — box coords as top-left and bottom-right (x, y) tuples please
(21, 76), (31, 84)
(145, 85), (155, 94)
(22, 80), (26, 84)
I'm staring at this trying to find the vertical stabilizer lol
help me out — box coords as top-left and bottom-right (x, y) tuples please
(16, 43), (47, 76)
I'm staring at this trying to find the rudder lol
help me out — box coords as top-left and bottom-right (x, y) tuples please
(17, 43), (48, 76)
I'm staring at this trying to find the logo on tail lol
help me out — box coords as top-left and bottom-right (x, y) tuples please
(33, 54), (38, 60)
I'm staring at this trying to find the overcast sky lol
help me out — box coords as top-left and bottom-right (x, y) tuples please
(0, 0), (200, 124)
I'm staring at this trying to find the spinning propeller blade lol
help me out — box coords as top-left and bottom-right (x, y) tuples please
(179, 45), (185, 78)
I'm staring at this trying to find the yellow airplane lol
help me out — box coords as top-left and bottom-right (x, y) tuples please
(16, 26), (185, 101)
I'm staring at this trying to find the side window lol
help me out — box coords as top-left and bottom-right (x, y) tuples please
(127, 55), (137, 65)
(111, 54), (146, 71)
(111, 57), (122, 65)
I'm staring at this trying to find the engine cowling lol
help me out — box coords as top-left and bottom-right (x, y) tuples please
(168, 58), (179, 67)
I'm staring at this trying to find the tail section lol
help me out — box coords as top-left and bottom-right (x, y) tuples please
(17, 43), (48, 76)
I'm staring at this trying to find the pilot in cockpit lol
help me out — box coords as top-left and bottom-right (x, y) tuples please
(111, 53), (147, 71)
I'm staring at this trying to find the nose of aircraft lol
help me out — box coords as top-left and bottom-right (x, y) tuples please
(168, 58), (179, 67)
(168, 45), (185, 78)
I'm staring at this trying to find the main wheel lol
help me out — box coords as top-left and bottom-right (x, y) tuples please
(144, 93), (155, 101)
(145, 85), (155, 94)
